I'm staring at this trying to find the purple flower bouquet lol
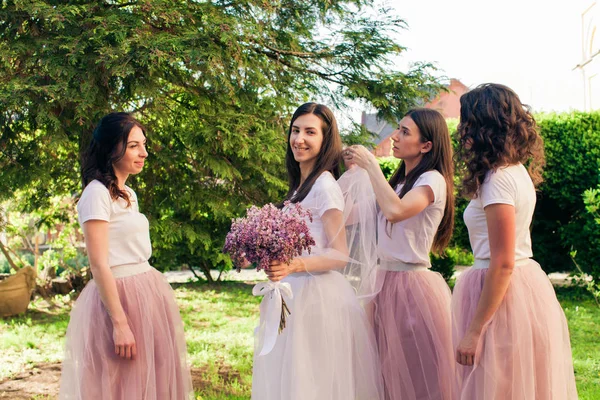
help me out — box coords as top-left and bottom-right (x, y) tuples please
(223, 202), (315, 338)
(223, 202), (315, 272)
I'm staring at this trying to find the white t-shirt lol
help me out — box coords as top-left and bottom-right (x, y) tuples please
(377, 170), (447, 266)
(463, 164), (535, 260)
(77, 180), (152, 267)
(297, 172), (345, 252)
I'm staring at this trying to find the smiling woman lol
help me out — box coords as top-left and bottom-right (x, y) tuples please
(289, 114), (324, 171)
(59, 113), (193, 400)
(282, 102), (343, 205)
(113, 126), (148, 176)
(80, 113), (148, 206)
(251, 102), (383, 400)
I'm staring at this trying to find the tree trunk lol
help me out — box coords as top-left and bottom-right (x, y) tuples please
(51, 278), (73, 295)
(0, 240), (20, 271)
(190, 263), (214, 283)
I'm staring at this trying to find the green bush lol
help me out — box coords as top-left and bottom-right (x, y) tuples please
(446, 119), (471, 251)
(449, 197), (470, 251)
(430, 246), (475, 283)
(0, 255), (10, 274)
(578, 186), (600, 281)
(449, 246), (475, 267)
(533, 112), (600, 277)
(378, 157), (401, 180)
(430, 250), (455, 282)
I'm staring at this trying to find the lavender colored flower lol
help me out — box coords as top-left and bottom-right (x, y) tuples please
(223, 202), (315, 272)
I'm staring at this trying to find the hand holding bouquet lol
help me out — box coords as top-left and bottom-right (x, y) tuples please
(223, 202), (315, 346)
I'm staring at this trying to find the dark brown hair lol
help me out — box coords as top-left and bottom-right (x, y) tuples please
(388, 108), (455, 254)
(457, 83), (545, 198)
(81, 112), (146, 206)
(283, 103), (342, 204)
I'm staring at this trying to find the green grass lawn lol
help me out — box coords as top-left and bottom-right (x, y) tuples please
(554, 286), (600, 400)
(174, 281), (260, 399)
(0, 281), (598, 399)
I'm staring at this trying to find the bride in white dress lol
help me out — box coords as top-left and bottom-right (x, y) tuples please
(251, 103), (383, 400)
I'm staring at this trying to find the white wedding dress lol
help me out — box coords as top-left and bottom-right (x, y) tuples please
(252, 170), (383, 400)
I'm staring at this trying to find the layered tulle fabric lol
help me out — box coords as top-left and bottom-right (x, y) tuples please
(252, 270), (383, 400)
(337, 167), (379, 302)
(59, 268), (192, 400)
(373, 269), (456, 400)
(452, 260), (578, 400)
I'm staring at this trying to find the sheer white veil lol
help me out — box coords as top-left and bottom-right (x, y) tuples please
(337, 167), (381, 304)
(303, 166), (381, 303)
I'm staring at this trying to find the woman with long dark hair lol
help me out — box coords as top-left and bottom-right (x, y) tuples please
(59, 113), (192, 399)
(252, 102), (383, 400)
(452, 84), (577, 399)
(345, 108), (456, 400)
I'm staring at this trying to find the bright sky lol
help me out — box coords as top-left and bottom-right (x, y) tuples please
(383, 0), (587, 113)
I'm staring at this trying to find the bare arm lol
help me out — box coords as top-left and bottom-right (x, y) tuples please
(266, 208), (348, 281)
(347, 145), (434, 222)
(83, 220), (136, 359)
(456, 204), (516, 365)
(297, 208), (348, 272)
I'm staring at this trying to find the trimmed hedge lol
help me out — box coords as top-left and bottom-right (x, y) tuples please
(533, 112), (600, 279)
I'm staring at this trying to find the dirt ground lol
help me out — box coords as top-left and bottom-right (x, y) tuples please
(0, 363), (60, 399)
(0, 362), (240, 399)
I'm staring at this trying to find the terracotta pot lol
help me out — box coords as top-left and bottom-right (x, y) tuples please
(0, 266), (36, 317)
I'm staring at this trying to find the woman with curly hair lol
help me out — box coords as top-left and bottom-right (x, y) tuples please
(452, 84), (577, 399)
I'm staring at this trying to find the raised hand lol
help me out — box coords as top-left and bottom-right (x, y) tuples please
(343, 145), (378, 171)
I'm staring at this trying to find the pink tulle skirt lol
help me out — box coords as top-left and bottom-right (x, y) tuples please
(373, 269), (456, 400)
(452, 259), (577, 400)
(59, 266), (192, 400)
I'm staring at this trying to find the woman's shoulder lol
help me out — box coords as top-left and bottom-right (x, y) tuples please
(81, 180), (110, 198)
(416, 169), (446, 189)
(314, 171), (340, 189)
(77, 180), (112, 221)
(478, 164), (527, 205)
(307, 171), (344, 215)
(419, 169), (444, 181)
(316, 170), (336, 182)
(81, 181), (138, 203)
(484, 164), (525, 186)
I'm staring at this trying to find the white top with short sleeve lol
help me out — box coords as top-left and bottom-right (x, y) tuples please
(463, 164), (535, 260)
(377, 170), (447, 266)
(297, 172), (345, 253)
(77, 180), (152, 267)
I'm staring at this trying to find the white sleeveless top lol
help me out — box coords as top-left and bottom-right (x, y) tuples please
(77, 180), (152, 267)
(377, 170), (447, 266)
(463, 164), (535, 260)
